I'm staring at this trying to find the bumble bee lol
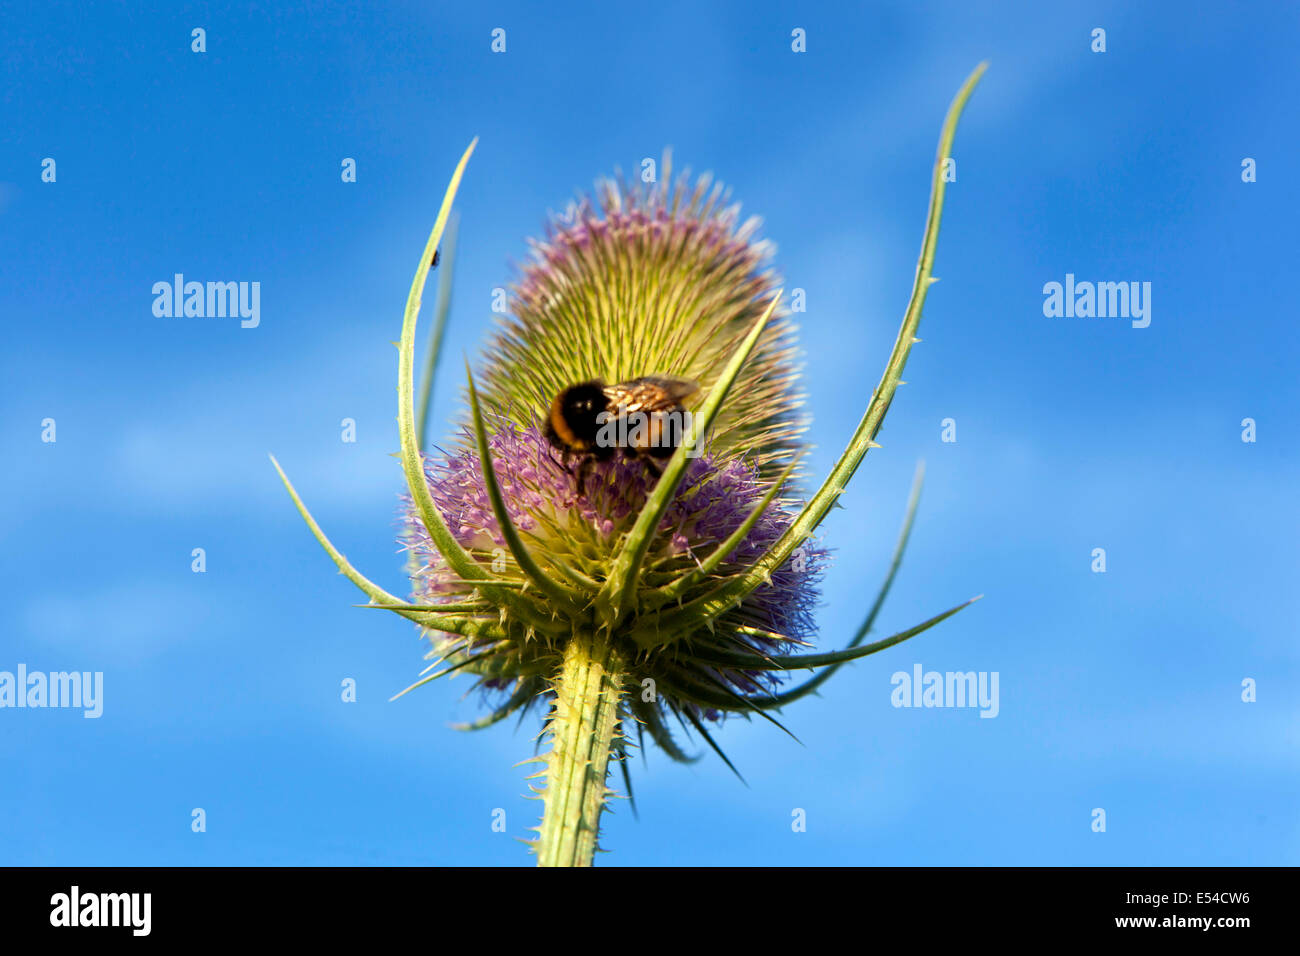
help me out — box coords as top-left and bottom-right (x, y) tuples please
(545, 375), (700, 493)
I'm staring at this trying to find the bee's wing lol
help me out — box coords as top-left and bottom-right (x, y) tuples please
(643, 375), (701, 402)
(604, 376), (700, 413)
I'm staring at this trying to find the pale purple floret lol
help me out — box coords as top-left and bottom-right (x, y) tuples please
(514, 194), (769, 317)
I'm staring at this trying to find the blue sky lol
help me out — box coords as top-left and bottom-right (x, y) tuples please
(1, 0), (1296, 865)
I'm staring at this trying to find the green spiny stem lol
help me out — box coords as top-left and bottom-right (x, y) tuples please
(536, 630), (625, 867)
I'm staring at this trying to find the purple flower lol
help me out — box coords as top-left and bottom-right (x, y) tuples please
(400, 421), (824, 715)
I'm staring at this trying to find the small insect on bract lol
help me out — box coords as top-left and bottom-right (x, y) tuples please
(545, 375), (700, 494)
(430, 249), (440, 268)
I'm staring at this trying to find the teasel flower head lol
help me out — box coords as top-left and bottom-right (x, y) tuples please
(272, 64), (987, 866)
